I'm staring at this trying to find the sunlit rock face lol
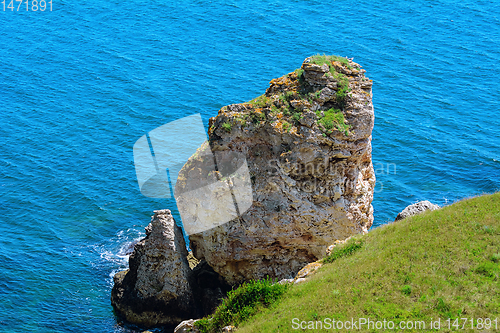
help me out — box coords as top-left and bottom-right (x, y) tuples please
(181, 56), (376, 285)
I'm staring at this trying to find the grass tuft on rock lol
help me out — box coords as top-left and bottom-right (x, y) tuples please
(247, 94), (271, 108)
(309, 54), (351, 68)
(222, 122), (232, 132)
(316, 107), (350, 136)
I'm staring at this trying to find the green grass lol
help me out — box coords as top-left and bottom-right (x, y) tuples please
(222, 122), (231, 132)
(247, 94), (271, 108)
(250, 111), (266, 124)
(284, 90), (295, 99)
(322, 237), (363, 264)
(236, 54), (353, 133)
(204, 192), (500, 332)
(270, 105), (280, 115)
(309, 54), (351, 68)
(195, 279), (289, 333)
(316, 107), (350, 135)
(291, 112), (302, 124)
(334, 77), (350, 108)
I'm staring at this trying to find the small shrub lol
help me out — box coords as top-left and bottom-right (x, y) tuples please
(315, 91), (321, 98)
(195, 279), (289, 333)
(401, 285), (412, 296)
(295, 68), (304, 80)
(222, 122), (231, 132)
(335, 83), (350, 108)
(250, 110), (265, 124)
(284, 90), (295, 99)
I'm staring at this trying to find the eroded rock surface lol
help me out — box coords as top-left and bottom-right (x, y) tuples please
(395, 201), (440, 221)
(182, 56), (376, 285)
(111, 210), (196, 327)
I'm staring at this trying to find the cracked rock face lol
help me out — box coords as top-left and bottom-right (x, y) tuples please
(111, 210), (196, 327)
(182, 56), (376, 285)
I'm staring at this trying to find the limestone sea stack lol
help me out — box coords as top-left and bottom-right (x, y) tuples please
(181, 55), (376, 285)
(111, 210), (196, 327)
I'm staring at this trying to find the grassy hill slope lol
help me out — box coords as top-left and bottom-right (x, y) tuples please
(198, 193), (500, 332)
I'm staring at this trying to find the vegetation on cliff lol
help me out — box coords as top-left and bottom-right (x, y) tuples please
(195, 192), (500, 332)
(195, 279), (288, 333)
(208, 54), (369, 137)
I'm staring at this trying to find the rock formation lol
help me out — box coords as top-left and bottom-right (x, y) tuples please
(395, 201), (440, 221)
(112, 55), (376, 329)
(181, 55), (376, 285)
(111, 209), (197, 327)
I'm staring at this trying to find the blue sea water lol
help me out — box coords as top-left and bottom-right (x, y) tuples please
(1, 0), (499, 332)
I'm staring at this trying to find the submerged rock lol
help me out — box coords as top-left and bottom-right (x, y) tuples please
(111, 210), (197, 327)
(395, 201), (440, 221)
(182, 55), (376, 285)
